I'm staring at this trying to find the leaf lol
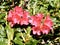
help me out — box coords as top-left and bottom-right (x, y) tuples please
(0, 6), (6, 8)
(5, 24), (14, 40)
(26, 26), (31, 34)
(25, 38), (38, 45)
(0, 13), (5, 19)
(0, 38), (8, 45)
(13, 37), (23, 45)
(0, 25), (6, 38)
(0, 41), (7, 45)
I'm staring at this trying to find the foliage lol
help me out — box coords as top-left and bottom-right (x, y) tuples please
(0, 0), (60, 45)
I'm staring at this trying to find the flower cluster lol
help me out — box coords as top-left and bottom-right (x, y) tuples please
(7, 6), (30, 27)
(7, 6), (53, 35)
(31, 15), (53, 35)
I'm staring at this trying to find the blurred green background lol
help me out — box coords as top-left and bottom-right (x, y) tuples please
(0, 0), (60, 45)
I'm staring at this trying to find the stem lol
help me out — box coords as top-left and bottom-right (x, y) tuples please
(8, 39), (11, 45)
(8, 39), (12, 45)
(21, 33), (25, 42)
(33, 0), (37, 15)
(5, 12), (7, 26)
(27, 0), (31, 10)
(19, 0), (23, 6)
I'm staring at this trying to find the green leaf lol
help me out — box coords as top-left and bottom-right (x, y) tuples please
(0, 13), (5, 19)
(0, 41), (7, 45)
(13, 37), (23, 45)
(26, 26), (31, 34)
(0, 38), (8, 45)
(26, 38), (38, 45)
(5, 24), (14, 40)
(0, 25), (6, 38)
(0, 6), (6, 8)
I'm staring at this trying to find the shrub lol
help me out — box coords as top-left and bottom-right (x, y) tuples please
(0, 0), (60, 45)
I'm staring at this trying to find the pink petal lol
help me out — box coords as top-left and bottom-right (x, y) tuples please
(33, 31), (36, 35)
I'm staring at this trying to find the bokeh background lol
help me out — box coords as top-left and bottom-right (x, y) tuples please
(0, 0), (60, 45)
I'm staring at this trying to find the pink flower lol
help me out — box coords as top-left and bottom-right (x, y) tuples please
(36, 13), (44, 19)
(7, 10), (21, 27)
(20, 10), (30, 25)
(29, 13), (43, 26)
(41, 15), (53, 34)
(44, 15), (53, 30)
(31, 15), (53, 35)
(7, 6), (30, 27)
(23, 10), (30, 18)
(32, 26), (41, 35)
(20, 17), (29, 25)
(41, 25), (50, 34)
(14, 6), (24, 17)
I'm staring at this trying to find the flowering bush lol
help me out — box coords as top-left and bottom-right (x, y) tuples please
(0, 0), (60, 45)
(8, 6), (53, 35)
